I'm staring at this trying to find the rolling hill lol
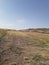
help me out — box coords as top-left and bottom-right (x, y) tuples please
(0, 28), (49, 65)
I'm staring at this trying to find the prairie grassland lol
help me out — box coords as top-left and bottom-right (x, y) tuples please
(0, 29), (49, 65)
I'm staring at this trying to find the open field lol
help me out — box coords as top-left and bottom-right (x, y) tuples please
(0, 28), (49, 65)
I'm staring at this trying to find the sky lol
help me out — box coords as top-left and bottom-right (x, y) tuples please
(0, 0), (49, 30)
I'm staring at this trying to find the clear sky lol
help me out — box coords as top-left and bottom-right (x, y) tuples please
(0, 0), (49, 30)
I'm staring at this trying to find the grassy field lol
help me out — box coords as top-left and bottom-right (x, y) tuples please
(0, 28), (49, 65)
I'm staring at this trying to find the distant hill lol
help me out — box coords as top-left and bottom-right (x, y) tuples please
(20, 28), (49, 34)
(0, 28), (49, 65)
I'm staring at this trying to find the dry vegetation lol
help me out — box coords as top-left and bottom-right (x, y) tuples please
(0, 28), (49, 65)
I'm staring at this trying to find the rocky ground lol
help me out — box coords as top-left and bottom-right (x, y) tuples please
(0, 29), (49, 65)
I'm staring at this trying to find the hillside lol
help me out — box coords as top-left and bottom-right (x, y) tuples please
(0, 28), (49, 65)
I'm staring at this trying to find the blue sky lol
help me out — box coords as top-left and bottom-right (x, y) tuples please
(0, 0), (49, 30)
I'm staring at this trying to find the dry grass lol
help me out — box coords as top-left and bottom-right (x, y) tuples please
(0, 29), (49, 65)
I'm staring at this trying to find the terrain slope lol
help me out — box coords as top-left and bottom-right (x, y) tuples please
(0, 28), (49, 65)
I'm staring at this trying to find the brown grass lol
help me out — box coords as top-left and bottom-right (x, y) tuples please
(0, 29), (49, 65)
